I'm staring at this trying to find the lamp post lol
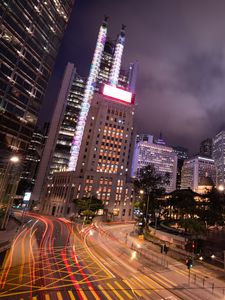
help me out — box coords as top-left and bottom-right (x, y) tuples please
(0, 155), (20, 230)
(140, 187), (151, 229)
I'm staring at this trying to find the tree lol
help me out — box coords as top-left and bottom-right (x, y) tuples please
(167, 189), (198, 219)
(134, 164), (170, 215)
(73, 195), (104, 219)
(200, 187), (225, 226)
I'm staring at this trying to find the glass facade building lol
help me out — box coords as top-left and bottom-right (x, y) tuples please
(181, 156), (216, 192)
(212, 130), (225, 187)
(131, 138), (177, 192)
(0, 0), (74, 157)
(49, 73), (86, 176)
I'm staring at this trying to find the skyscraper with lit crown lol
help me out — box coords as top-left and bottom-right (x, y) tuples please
(39, 19), (136, 219)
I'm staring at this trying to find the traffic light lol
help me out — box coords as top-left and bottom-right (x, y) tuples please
(186, 257), (193, 269)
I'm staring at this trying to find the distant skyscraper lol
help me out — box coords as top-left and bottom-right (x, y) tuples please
(18, 123), (49, 195)
(212, 130), (225, 187)
(172, 146), (188, 189)
(32, 63), (76, 203)
(0, 0), (74, 158)
(49, 73), (86, 176)
(181, 156), (216, 192)
(42, 87), (135, 219)
(200, 138), (212, 158)
(132, 138), (177, 193)
(136, 134), (154, 144)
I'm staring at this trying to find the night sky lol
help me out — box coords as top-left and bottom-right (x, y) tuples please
(39, 0), (225, 154)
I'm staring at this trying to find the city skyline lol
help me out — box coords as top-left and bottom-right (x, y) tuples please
(40, 0), (225, 154)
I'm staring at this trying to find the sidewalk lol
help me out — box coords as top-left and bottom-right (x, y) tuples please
(0, 217), (21, 251)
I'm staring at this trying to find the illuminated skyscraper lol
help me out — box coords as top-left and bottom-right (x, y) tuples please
(181, 156), (216, 192)
(131, 138), (177, 192)
(42, 86), (135, 219)
(0, 0), (74, 158)
(212, 130), (225, 187)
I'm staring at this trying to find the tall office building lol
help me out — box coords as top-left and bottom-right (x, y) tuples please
(131, 138), (177, 193)
(32, 63), (76, 204)
(172, 146), (188, 189)
(32, 18), (133, 204)
(200, 138), (212, 158)
(17, 123), (49, 195)
(212, 130), (225, 187)
(42, 87), (135, 219)
(49, 73), (86, 177)
(0, 0), (74, 157)
(180, 156), (216, 192)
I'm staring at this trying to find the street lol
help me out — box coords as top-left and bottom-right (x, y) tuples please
(0, 214), (224, 299)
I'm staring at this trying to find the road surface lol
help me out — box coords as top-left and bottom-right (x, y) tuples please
(0, 214), (224, 299)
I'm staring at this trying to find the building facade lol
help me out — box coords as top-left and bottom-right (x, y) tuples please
(200, 138), (212, 158)
(0, 0), (74, 156)
(212, 130), (225, 187)
(131, 139), (177, 193)
(42, 89), (135, 219)
(180, 156), (216, 192)
(172, 146), (188, 189)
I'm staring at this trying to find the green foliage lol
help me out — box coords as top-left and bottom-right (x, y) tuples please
(73, 195), (104, 216)
(201, 187), (225, 226)
(168, 189), (197, 217)
(134, 164), (170, 213)
(180, 218), (206, 236)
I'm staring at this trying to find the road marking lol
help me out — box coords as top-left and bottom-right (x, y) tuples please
(107, 283), (125, 300)
(98, 284), (113, 300)
(68, 290), (76, 300)
(157, 273), (177, 286)
(57, 291), (63, 300)
(79, 289), (88, 300)
(89, 287), (101, 300)
(114, 281), (133, 299)
(45, 294), (50, 300)
(150, 274), (172, 289)
(137, 274), (155, 290)
(126, 278), (148, 296)
(123, 279), (142, 297)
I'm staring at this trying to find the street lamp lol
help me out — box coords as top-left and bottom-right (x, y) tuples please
(140, 188), (151, 230)
(0, 155), (20, 230)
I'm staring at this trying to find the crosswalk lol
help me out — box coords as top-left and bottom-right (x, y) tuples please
(15, 272), (178, 300)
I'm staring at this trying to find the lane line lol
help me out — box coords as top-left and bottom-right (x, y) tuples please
(57, 291), (63, 300)
(106, 283), (125, 300)
(125, 278), (145, 297)
(157, 273), (177, 286)
(68, 290), (76, 300)
(123, 279), (144, 297)
(149, 274), (172, 289)
(114, 281), (133, 299)
(98, 284), (113, 300)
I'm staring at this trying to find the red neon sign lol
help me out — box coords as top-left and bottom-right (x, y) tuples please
(102, 84), (133, 103)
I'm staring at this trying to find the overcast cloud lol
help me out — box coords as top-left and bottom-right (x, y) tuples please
(41, 0), (225, 154)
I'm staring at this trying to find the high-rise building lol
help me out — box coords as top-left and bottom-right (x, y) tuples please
(42, 87), (135, 219)
(32, 63), (76, 204)
(32, 18), (133, 205)
(49, 73), (86, 177)
(212, 130), (225, 187)
(17, 123), (49, 195)
(136, 134), (153, 144)
(0, 0), (74, 158)
(180, 156), (216, 192)
(172, 146), (188, 189)
(131, 138), (177, 193)
(200, 138), (212, 158)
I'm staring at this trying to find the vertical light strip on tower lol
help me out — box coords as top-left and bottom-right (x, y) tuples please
(68, 18), (108, 171)
(109, 25), (126, 86)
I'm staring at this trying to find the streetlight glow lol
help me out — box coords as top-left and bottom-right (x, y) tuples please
(10, 156), (20, 163)
(218, 185), (224, 192)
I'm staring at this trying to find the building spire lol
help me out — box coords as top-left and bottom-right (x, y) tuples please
(109, 24), (126, 86)
(68, 18), (108, 171)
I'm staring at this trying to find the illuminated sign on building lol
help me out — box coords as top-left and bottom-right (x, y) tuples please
(102, 84), (133, 103)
